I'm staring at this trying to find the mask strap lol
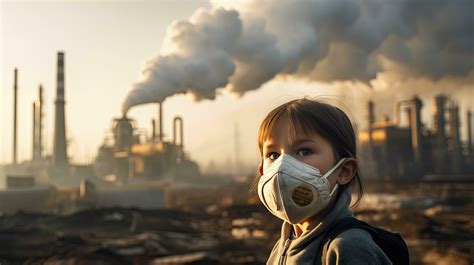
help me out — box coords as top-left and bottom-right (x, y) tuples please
(330, 183), (339, 196)
(322, 158), (347, 179)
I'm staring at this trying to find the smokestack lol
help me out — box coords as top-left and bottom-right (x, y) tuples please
(403, 108), (411, 128)
(52, 51), (69, 175)
(448, 102), (462, 173)
(38, 85), (43, 159)
(173, 117), (183, 148)
(367, 100), (375, 145)
(410, 97), (423, 164)
(434, 95), (447, 141)
(158, 103), (163, 142)
(394, 97), (424, 167)
(32, 102), (37, 161)
(468, 110), (472, 155)
(32, 85), (44, 161)
(433, 94), (447, 174)
(152, 119), (156, 140)
(13, 68), (18, 164)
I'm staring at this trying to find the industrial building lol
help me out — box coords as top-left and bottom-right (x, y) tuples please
(359, 95), (474, 180)
(94, 105), (200, 183)
(2, 51), (200, 214)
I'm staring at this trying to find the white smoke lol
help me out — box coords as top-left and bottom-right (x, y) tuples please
(122, 0), (473, 113)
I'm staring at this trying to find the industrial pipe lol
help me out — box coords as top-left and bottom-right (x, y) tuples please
(38, 84), (43, 159)
(433, 95), (448, 174)
(32, 102), (37, 161)
(394, 99), (416, 126)
(448, 102), (462, 173)
(434, 95), (447, 140)
(152, 119), (156, 140)
(367, 101), (375, 151)
(468, 110), (472, 155)
(173, 116), (183, 148)
(158, 103), (163, 142)
(394, 97), (423, 164)
(13, 68), (18, 164)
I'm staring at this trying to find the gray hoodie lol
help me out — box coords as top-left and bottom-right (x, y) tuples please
(266, 190), (392, 265)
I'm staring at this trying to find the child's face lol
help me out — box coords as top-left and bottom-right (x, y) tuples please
(261, 116), (339, 188)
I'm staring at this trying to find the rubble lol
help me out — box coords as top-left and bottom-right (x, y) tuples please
(0, 182), (472, 265)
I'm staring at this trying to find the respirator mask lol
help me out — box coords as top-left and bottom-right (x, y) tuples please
(258, 154), (346, 224)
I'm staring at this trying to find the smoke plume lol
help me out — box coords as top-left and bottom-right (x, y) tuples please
(122, 0), (473, 113)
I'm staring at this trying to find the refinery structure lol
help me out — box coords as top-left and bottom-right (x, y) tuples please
(94, 106), (199, 183)
(1, 51), (473, 214)
(359, 96), (474, 180)
(1, 52), (200, 214)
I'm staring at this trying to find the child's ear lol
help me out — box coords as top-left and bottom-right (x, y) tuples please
(258, 161), (263, 176)
(337, 158), (358, 185)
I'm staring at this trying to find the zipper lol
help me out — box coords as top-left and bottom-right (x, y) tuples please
(279, 238), (291, 265)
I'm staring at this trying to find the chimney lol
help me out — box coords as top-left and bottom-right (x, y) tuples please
(173, 116), (183, 148)
(52, 51), (69, 175)
(368, 100), (375, 128)
(403, 108), (411, 128)
(38, 84), (43, 159)
(448, 102), (462, 173)
(158, 103), (163, 142)
(13, 68), (18, 164)
(434, 95), (447, 143)
(32, 102), (37, 161)
(32, 85), (44, 161)
(468, 110), (472, 155)
(151, 119), (156, 140)
(367, 100), (375, 145)
(433, 94), (447, 173)
(410, 97), (423, 164)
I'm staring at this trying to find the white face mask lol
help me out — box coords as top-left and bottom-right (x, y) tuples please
(258, 154), (346, 224)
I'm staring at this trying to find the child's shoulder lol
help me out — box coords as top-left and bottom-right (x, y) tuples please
(330, 228), (379, 250)
(326, 228), (392, 264)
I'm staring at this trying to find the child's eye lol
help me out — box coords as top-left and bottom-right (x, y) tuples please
(268, 152), (280, 160)
(297, 148), (312, 156)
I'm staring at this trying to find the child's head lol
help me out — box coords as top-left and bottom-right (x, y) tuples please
(256, 97), (363, 207)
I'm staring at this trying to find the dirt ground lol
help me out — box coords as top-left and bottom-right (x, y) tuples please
(0, 181), (472, 265)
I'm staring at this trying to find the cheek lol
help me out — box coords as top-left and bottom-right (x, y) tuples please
(259, 157), (268, 175)
(261, 159), (271, 174)
(306, 153), (334, 174)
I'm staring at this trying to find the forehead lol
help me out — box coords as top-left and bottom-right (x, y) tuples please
(261, 111), (325, 147)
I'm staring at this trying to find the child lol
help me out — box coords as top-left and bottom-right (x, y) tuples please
(256, 98), (396, 265)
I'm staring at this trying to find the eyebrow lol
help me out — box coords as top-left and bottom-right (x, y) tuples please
(263, 139), (317, 150)
(263, 143), (279, 150)
(291, 139), (317, 145)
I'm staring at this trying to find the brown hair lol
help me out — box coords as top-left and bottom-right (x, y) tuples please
(253, 97), (363, 208)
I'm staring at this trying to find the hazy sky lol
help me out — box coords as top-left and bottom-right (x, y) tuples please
(0, 1), (342, 173)
(1, 1), (472, 175)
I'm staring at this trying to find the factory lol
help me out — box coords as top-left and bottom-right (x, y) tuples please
(94, 105), (200, 183)
(359, 96), (474, 180)
(1, 51), (200, 214)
